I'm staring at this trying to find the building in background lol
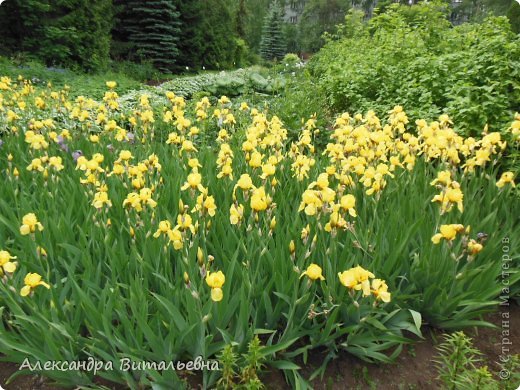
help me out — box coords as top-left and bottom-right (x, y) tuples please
(284, 0), (307, 24)
(284, 1), (488, 27)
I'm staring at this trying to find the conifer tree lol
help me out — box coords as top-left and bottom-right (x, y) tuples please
(259, 0), (287, 61)
(115, 0), (181, 72)
(244, 0), (270, 53)
(111, 0), (137, 61)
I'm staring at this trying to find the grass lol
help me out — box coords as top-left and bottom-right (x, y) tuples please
(0, 56), (159, 99)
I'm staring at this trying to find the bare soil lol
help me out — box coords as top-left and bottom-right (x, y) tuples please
(1, 303), (518, 390)
(264, 302), (520, 389)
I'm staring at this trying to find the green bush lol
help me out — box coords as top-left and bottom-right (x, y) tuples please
(255, 69), (329, 142)
(0, 0), (113, 72)
(310, 2), (520, 137)
(109, 61), (162, 83)
(282, 53), (300, 66)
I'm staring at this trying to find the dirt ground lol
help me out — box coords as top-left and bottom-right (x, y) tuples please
(1, 303), (518, 390)
(266, 302), (520, 389)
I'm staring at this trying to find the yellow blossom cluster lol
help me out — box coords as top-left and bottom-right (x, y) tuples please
(0, 250), (17, 275)
(153, 219), (184, 250)
(338, 266), (391, 303)
(510, 113), (520, 142)
(431, 224), (486, 261)
(431, 224), (466, 243)
(205, 270), (226, 302)
(430, 170), (464, 214)
(0, 213), (51, 297)
(19, 213), (44, 235)
(299, 263), (390, 303)
(1, 76), (517, 311)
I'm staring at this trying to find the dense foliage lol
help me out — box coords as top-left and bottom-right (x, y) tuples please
(298, 0), (351, 53)
(1, 1), (518, 72)
(309, 2), (520, 137)
(0, 0), (113, 72)
(112, 0), (181, 72)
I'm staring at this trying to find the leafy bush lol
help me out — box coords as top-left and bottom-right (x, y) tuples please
(255, 69), (329, 142)
(109, 60), (163, 83)
(310, 2), (520, 137)
(0, 0), (113, 72)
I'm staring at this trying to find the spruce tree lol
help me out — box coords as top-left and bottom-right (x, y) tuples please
(112, 0), (137, 61)
(260, 0), (287, 61)
(124, 0), (181, 72)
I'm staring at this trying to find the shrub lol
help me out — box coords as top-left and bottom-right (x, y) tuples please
(310, 2), (520, 137)
(0, 0), (113, 72)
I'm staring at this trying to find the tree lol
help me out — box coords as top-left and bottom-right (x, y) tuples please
(507, 1), (520, 34)
(0, 0), (113, 71)
(199, 0), (238, 69)
(232, 0), (252, 66)
(0, 0), (48, 57)
(299, 0), (351, 53)
(59, 0), (113, 71)
(351, 0), (379, 18)
(111, 0), (136, 61)
(174, 0), (205, 69)
(173, 0), (238, 70)
(112, 0), (181, 72)
(449, 0), (520, 27)
(235, 0), (249, 39)
(244, 0), (270, 54)
(260, 0), (287, 61)
(284, 23), (301, 54)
